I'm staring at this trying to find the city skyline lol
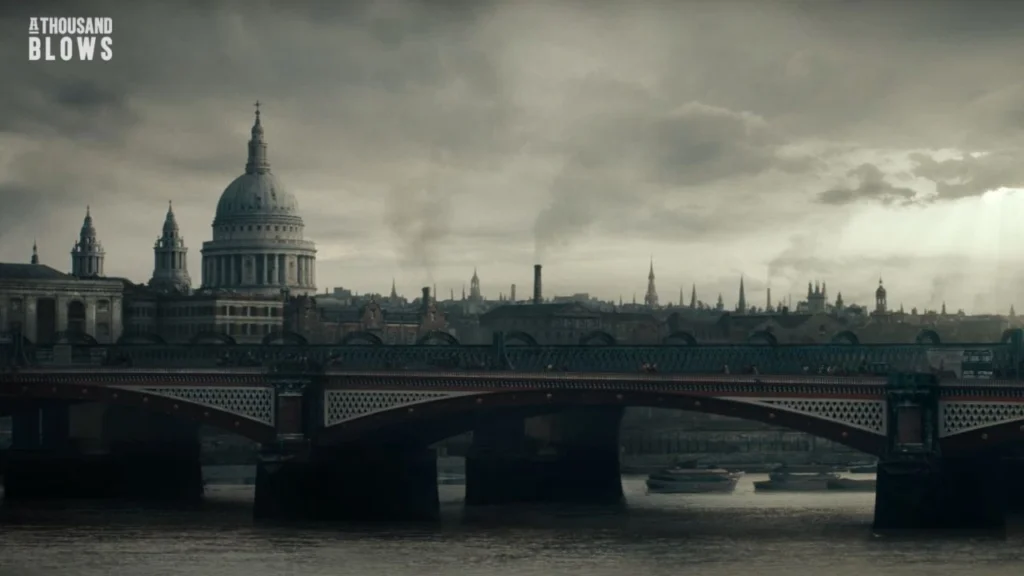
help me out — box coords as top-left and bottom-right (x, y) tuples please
(2, 1), (1024, 312)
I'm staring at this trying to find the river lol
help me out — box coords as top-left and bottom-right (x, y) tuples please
(1, 474), (1022, 575)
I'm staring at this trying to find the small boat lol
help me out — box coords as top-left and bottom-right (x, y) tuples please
(848, 463), (877, 474)
(755, 466), (839, 492)
(645, 464), (742, 494)
(827, 477), (876, 491)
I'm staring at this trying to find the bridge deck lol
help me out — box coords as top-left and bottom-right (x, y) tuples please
(6, 368), (1024, 388)
(9, 341), (1015, 376)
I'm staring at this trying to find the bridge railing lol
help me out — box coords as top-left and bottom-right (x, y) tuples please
(4, 340), (1016, 379)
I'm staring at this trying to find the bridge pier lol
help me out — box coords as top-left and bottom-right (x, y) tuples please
(1005, 458), (1024, 514)
(465, 407), (624, 507)
(254, 446), (439, 522)
(3, 405), (203, 504)
(873, 458), (1006, 531)
(10, 404), (42, 450)
(872, 373), (1006, 532)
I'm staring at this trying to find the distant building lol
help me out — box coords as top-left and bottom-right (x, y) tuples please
(0, 257), (124, 345)
(1, 106), (313, 345)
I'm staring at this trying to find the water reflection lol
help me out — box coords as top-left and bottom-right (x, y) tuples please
(1, 475), (1023, 576)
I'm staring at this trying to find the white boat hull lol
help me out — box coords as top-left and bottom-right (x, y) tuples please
(646, 478), (739, 494)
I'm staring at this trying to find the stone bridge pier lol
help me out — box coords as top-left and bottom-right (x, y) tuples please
(254, 445), (439, 522)
(465, 406), (625, 507)
(253, 372), (441, 522)
(872, 374), (1008, 532)
(4, 402), (202, 503)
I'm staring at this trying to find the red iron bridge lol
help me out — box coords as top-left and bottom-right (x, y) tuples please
(3, 331), (1024, 531)
(0, 331), (1022, 456)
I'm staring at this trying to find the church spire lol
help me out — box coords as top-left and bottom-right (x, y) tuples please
(737, 276), (747, 314)
(30, 240), (38, 265)
(469, 267), (481, 301)
(390, 278), (398, 299)
(162, 200), (180, 237)
(245, 100), (271, 175)
(690, 284), (697, 309)
(644, 257), (659, 307)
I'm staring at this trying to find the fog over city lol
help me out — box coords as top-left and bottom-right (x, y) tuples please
(2, 0), (1024, 311)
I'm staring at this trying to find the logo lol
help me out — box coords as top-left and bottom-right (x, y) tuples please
(28, 17), (113, 62)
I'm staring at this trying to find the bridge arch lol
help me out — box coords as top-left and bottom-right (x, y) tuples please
(747, 330), (778, 346)
(830, 330), (860, 345)
(503, 331), (538, 346)
(339, 331), (384, 346)
(662, 331), (698, 346)
(0, 379), (274, 444)
(317, 388), (886, 456)
(915, 329), (941, 345)
(116, 332), (167, 345)
(417, 331), (460, 346)
(579, 330), (617, 346)
(261, 330), (308, 346)
(188, 331), (237, 346)
(54, 330), (98, 346)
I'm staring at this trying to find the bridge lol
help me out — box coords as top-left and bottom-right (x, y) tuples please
(2, 332), (1024, 531)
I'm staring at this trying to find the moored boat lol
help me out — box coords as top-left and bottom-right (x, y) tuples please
(754, 475), (832, 492)
(848, 464), (877, 474)
(756, 466), (839, 492)
(645, 464), (742, 494)
(826, 477), (876, 491)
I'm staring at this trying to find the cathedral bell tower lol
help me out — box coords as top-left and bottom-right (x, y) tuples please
(875, 278), (888, 314)
(149, 201), (192, 293)
(71, 206), (105, 277)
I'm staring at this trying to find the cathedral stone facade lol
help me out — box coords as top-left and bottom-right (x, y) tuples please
(200, 104), (317, 297)
(0, 106), (318, 345)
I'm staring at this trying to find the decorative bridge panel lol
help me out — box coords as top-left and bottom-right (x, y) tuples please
(324, 390), (479, 427)
(940, 401), (1024, 437)
(722, 398), (887, 435)
(111, 386), (275, 426)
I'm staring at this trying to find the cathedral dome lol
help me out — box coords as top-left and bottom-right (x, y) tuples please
(201, 103), (317, 298)
(213, 104), (302, 225)
(214, 172), (300, 222)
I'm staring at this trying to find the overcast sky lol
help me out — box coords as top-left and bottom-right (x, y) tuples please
(2, 1), (1024, 313)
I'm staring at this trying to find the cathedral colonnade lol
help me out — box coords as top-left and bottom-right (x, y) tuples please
(201, 253), (316, 290)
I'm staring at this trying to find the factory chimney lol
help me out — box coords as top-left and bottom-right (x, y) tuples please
(510, 283), (516, 303)
(533, 265), (543, 305)
(420, 286), (430, 315)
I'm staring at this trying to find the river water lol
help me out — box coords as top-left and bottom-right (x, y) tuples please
(1, 474), (1022, 576)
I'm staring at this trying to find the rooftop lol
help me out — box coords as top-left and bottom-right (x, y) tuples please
(0, 263), (74, 281)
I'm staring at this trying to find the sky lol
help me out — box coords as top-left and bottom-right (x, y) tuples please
(2, 1), (1024, 313)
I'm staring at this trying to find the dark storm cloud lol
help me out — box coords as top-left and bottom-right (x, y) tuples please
(911, 152), (1024, 201)
(816, 163), (918, 206)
